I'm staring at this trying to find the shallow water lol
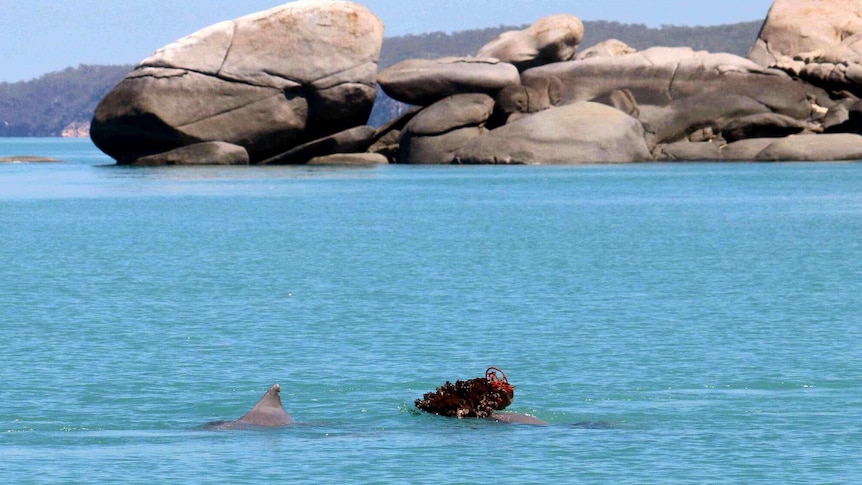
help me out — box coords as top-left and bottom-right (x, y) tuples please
(2, 139), (862, 483)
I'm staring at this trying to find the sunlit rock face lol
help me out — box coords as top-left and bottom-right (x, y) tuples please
(477, 15), (585, 71)
(748, 0), (862, 96)
(452, 102), (652, 165)
(377, 57), (520, 106)
(91, 1), (383, 164)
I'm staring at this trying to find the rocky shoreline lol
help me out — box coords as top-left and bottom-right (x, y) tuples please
(90, 0), (862, 165)
(0, 156), (61, 163)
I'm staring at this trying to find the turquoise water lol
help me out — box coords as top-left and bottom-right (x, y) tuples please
(2, 138), (862, 483)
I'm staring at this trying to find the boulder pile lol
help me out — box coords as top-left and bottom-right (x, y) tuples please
(91, 0), (862, 165)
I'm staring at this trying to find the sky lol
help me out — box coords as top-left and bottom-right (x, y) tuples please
(0, 0), (776, 83)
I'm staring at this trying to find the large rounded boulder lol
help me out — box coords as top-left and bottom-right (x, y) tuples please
(477, 14), (585, 71)
(91, 1), (384, 164)
(452, 102), (652, 164)
(377, 57), (520, 106)
(523, 47), (812, 120)
(754, 133), (862, 161)
(399, 93), (495, 164)
(747, 0), (862, 96)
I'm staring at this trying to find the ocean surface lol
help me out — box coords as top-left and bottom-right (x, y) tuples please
(2, 138), (861, 483)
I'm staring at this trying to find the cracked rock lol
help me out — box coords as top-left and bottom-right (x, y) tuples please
(377, 57), (520, 106)
(91, 0), (383, 164)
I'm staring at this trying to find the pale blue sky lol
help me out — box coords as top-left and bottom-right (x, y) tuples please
(0, 0), (775, 83)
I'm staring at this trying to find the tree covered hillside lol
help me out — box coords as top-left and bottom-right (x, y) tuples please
(0, 65), (131, 137)
(0, 21), (762, 137)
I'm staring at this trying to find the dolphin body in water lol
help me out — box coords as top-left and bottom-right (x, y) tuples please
(204, 383), (295, 430)
(489, 412), (548, 425)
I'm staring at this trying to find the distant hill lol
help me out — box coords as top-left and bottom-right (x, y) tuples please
(0, 20), (763, 137)
(0, 65), (132, 137)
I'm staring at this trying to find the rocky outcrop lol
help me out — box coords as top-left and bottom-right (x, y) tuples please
(399, 94), (495, 164)
(260, 125), (376, 165)
(378, 5), (862, 165)
(638, 92), (771, 145)
(0, 156), (61, 163)
(748, 0), (862, 97)
(654, 134), (862, 162)
(753, 133), (862, 161)
(720, 113), (821, 143)
(88, 2), (862, 166)
(575, 39), (637, 60)
(523, 47), (812, 120)
(452, 102), (652, 164)
(91, 0), (383, 164)
(824, 99), (862, 134)
(653, 140), (723, 161)
(477, 15), (585, 71)
(129, 142), (249, 166)
(492, 75), (562, 123)
(377, 57), (520, 106)
(306, 153), (388, 165)
(720, 139), (777, 161)
(61, 122), (90, 138)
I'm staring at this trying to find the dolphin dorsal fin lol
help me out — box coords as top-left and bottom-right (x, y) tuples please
(237, 383), (295, 426)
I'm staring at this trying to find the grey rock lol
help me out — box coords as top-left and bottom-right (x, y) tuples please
(91, 1), (384, 163)
(477, 15), (584, 71)
(402, 94), (495, 136)
(399, 94), (495, 164)
(720, 138), (776, 161)
(687, 127), (718, 143)
(653, 140), (723, 161)
(128, 141), (249, 166)
(306, 153), (388, 165)
(400, 127), (486, 165)
(575, 39), (637, 60)
(377, 57), (520, 106)
(748, 0), (862, 96)
(824, 99), (862, 134)
(367, 106), (422, 162)
(259, 125), (377, 165)
(495, 85), (547, 117)
(374, 106), (422, 136)
(601, 89), (640, 118)
(523, 47), (812, 120)
(638, 92), (772, 144)
(823, 98), (856, 130)
(0, 156), (61, 163)
(522, 75), (563, 107)
(368, 128), (402, 163)
(452, 102), (652, 164)
(490, 75), (563, 127)
(721, 113), (822, 143)
(368, 129), (401, 163)
(755, 133), (862, 161)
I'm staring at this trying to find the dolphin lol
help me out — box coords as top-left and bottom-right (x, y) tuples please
(489, 412), (548, 425)
(204, 383), (295, 430)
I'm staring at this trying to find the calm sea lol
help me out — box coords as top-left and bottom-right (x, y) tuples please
(2, 138), (861, 483)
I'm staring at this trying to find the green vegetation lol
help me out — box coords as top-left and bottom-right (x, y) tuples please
(581, 20), (762, 57)
(0, 64), (131, 136)
(0, 21), (762, 136)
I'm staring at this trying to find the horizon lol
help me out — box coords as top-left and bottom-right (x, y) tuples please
(0, 0), (775, 83)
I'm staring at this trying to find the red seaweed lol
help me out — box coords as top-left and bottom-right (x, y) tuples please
(415, 367), (515, 418)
